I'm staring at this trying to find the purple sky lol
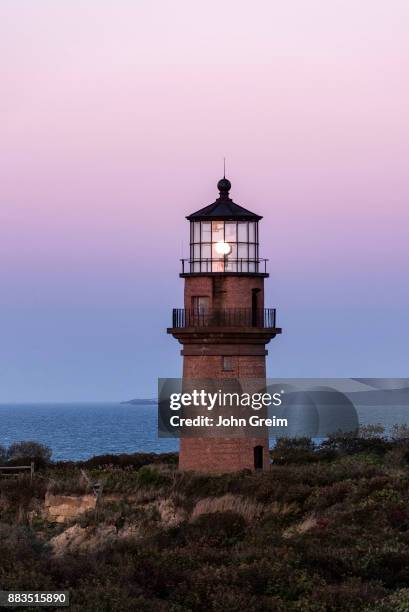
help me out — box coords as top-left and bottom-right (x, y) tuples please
(1, 1), (408, 401)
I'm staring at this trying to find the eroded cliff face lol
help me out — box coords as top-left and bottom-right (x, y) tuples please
(44, 493), (96, 523)
(49, 524), (116, 556)
(42, 492), (189, 555)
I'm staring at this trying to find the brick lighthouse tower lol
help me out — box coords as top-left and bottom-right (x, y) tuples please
(168, 176), (281, 473)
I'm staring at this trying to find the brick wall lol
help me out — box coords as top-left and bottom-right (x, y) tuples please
(183, 355), (266, 379)
(184, 276), (264, 310)
(179, 438), (270, 473)
(180, 353), (269, 472)
(178, 273), (270, 473)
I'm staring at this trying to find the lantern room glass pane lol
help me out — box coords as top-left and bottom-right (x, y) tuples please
(225, 260), (238, 272)
(212, 221), (224, 242)
(212, 242), (224, 271)
(201, 243), (211, 259)
(225, 243), (237, 272)
(212, 243), (222, 260)
(227, 243), (237, 259)
(201, 222), (211, 241)
(249, 244), (256, 259)
(225, 222), (236, 242)
(193, 244), (200, 259)
(248, 222), (256, 242)
(238, 222), (248, 241)
(193, 222), (200, 242)
(212, 260), (224, 272)
(238, 243), (248, 259)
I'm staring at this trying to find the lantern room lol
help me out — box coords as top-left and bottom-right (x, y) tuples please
(183, 177), (267, 275)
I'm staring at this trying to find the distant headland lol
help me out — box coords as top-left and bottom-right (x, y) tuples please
(121, 398), (157, 406)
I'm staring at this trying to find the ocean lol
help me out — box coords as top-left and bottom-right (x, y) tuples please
(0, 402), (408, 461)
(0, 403), (178, 461)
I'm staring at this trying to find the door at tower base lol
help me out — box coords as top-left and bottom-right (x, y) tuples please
(179, 437), (270, 473)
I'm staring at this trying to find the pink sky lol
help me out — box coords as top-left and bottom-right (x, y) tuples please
(0, 1), (408, 400)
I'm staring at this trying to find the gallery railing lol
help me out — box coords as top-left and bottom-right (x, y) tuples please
(180, 258), (268, 274)
(172, 308), (277, 329)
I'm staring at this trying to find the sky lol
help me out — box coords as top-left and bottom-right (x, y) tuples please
(0, 0), (408, 401)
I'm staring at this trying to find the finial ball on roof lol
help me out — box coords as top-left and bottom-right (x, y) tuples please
(217, 177), (231, 194)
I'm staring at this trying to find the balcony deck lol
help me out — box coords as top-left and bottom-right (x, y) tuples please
(171, 308), (277, 329)
(168, 308), (281, 348)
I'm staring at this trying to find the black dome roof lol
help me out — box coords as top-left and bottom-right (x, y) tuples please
(186, 177), (262, 222)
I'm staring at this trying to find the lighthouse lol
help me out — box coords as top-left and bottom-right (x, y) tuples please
(168, 177), (281, 472)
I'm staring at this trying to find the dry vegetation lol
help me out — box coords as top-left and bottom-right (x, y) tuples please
(2, 434), (409, 610)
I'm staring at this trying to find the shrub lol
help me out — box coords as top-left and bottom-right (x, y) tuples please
(271, 437), (318, 465)
(308, 578), (387, 611)
(369, 588), (409, 611)
(188, 511), (247, 547)
(384, 447), (409, 468)
(359, 424), (385, 439)
(136, 466), (168, 487)
(7, 441), (52, 466)
(320, 434), (389, 456)
(390, 424), (409, 441)
(80, 452), (177, 470)
(0, 444), (7, 464)
(304, 480), (353, 511)
(0, 478), (47, 522)
(275, 437), (316, 451)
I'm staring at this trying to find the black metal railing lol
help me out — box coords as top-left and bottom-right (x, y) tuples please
(181, 258), (268, 274)
(172, 308), (277, 329)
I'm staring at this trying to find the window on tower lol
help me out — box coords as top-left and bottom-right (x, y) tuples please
(192, 296), (210, 313)
(222, 356), (235, 372)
